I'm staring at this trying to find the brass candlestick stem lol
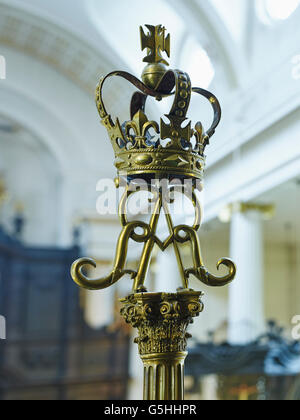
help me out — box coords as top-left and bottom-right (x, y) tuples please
(71, 25), (236, 401)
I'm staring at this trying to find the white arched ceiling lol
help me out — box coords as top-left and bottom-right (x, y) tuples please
(0, 0), (248, 133)
(88, 0), (186, 77)
(1, 0), (299, 247)
(0, 73), (90, 246)
(3, 42), (135, 244)
(88, 0), (242, 91)
(0, 1), (157, 247)
(2, 0), (246, 89)
(166, 0), (247, 89)
(0, 0), (126, 75)
(0, 41), (112, 246)
(0, 1), (128, 96)
(0, 0), (155, 123)
(86, 0), (244, 138)
(210, 0), (250, 45)
(0, 115), (62, 246)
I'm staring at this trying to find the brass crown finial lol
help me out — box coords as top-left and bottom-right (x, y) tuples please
(95, 24), (222, 186)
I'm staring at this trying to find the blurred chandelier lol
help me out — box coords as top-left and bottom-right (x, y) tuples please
(71, 24), (236, 401)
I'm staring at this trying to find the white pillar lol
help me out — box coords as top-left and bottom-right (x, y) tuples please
(85, 287), (114, 329)
(79, 219), (120, 329)
(127, 336), (143, 400)
(228, 206), (265, 344)
(154, 248), (182, 293)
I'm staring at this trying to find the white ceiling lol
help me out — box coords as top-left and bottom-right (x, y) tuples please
(1, 0), (299, 248)
(201, 177), (300, 245)
(261, 178), (300, 244)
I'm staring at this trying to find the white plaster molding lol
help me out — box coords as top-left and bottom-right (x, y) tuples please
(207, 46), (300, 167)
(0, 0), (132, 101)
(167, 0), (246, 89)
(203, 108), (300, 222)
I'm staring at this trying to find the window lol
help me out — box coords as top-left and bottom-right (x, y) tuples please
(257, 0), (300, 24)
(179, 37), (215, 89)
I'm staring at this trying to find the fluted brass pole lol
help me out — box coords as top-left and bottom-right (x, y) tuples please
(71, 24), (236, 401)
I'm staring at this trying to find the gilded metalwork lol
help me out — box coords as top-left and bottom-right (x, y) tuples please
(140, 24), (170, 89)
(94, 26), (222, 183)
(71, 24), (236, 401)
(219, 201), (275, 223)
(237, 202), (275, 219)
(120, 291), (203, 400)
(121, 291), (203, 353)
(71, 186), (235, 293)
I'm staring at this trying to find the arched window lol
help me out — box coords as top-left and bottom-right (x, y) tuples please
(179, 37), (215, 89)
(257, 0), (300, 24)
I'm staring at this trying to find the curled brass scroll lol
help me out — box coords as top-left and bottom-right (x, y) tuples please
(71, 186), (235, 292)
(175, 225), (236, 287)
(71, 220), (148, 290)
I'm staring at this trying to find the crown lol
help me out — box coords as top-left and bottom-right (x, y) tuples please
(95, 24), (221, 184)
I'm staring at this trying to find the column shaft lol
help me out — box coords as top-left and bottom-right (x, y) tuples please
(155, 248), (182, 292)
(229, 210), (265, 343)
(143, 353), (186, 400)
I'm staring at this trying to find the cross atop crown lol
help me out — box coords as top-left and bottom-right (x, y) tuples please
(140, 24), (170, 65)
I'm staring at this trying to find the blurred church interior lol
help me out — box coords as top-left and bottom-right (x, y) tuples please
(0, 0), (300, 400)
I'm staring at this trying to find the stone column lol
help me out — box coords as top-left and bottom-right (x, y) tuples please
(77, 218), (122, 328)
(228, 203), (273, 344)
